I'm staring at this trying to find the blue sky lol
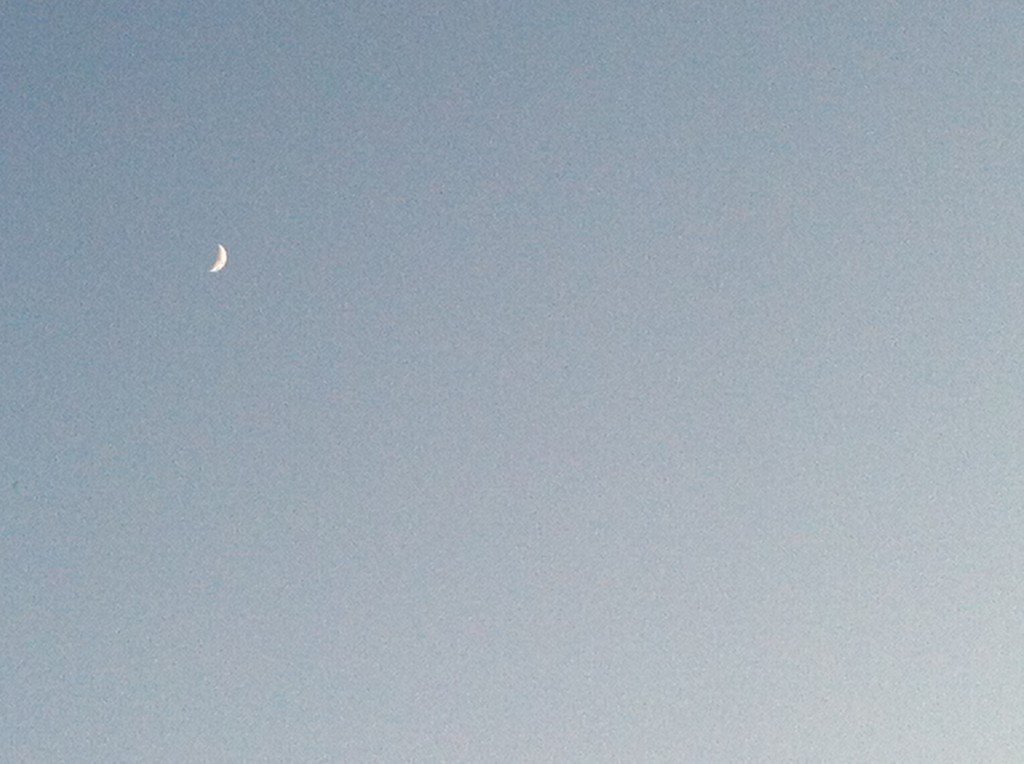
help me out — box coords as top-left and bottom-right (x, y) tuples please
(4, 2), (1024, 759)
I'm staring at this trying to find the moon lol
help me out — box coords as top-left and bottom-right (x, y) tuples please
(209, 244), (227, 273)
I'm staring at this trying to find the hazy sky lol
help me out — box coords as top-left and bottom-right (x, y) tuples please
(5, 2), (1024, 760)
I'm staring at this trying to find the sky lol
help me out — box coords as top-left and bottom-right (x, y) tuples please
(4, 1), (1024, 760)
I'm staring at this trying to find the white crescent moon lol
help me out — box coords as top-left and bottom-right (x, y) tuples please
(210, 244), (227, 273)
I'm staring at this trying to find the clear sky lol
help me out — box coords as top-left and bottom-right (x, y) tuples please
(4, 2), (1024, 760)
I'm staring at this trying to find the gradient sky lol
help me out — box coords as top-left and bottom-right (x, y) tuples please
(4, 2), (1024, 760)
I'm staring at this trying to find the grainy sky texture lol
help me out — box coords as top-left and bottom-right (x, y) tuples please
(4, 2), (1024, 760)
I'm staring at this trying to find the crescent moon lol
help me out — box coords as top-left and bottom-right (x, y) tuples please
(209, 244), (227, 273)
